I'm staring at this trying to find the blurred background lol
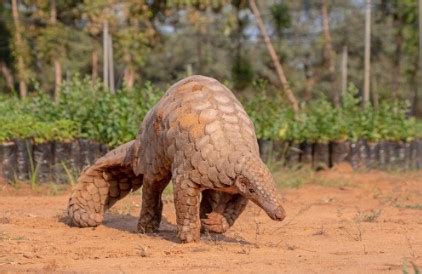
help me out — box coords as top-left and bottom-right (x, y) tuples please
(0, 0), (422, 182)
(0, 0), (420, 107)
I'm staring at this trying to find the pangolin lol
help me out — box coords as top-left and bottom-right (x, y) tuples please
(67, 75), (286, 243)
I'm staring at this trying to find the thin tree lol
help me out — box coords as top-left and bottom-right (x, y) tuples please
(11, 0), (27, 97)
(391, 6), (403, 98)
(249, 0), (299, 113)
(363, 0), (371, 107)
(341, 46), (348, 98)
(417, 0), (422, 116)
(108, 34), (115, 93)
(419, 0), (422, 73)
(321, 0), (338, 106)
(0, 61), (14, 92)
(103, 21), (109, 89)
(50, 0), (62, 102)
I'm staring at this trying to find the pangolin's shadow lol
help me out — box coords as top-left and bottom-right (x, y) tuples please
(102, 213), (252, 245)
(102, 212), (176, 234)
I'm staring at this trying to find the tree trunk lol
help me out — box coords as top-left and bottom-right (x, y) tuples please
(0, 61), (14, 92)
(321, 0), (338, 106)
(341, 46), (348, 98)
(418, 0), (422, 117)
(363, 0), (371, 108)
(372, 76), (379, 110)
(11, 0), (27, 98)
(91, 47), (98, 85)
(392, 18), (402, 98)
(107, 34), (115, 94)
(50, 0), (62, 102)
(103, 21), (109, 89)
(249, 0), (299, 113)
(53, 59), (62, 102)
(419, 0), (422, 74)
(196, 32), (203, 74)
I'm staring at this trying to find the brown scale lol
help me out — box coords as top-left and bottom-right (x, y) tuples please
(67, 75), (286, 243)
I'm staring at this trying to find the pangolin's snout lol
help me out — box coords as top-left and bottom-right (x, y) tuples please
(271, 206), (286, 221)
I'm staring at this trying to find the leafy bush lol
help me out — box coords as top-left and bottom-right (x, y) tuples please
(0, 78), (418, 146)
(243, 80), (287, 140)
(0, 76), (163, 146)
(246, 83), (417, 143)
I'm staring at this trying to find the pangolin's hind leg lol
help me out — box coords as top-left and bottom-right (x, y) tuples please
(67, 167), (109, 227)
(200, 191), (248, 234)
(68, 141), (143, 227)
(137, 174), (170, 233)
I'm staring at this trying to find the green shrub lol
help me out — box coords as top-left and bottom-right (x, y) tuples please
(0, 76), (163, 147)
(246, 82), (416, 143)
(243, 80), (287, 140)
(0, 78), (417, 146)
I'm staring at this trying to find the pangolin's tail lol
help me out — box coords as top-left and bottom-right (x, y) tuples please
(67, 140), (143, 227)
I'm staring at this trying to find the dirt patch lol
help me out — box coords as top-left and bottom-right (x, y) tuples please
(0, 169), (421, 273)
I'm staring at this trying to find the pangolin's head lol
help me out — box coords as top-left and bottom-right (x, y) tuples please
(235, 156), (286, 221)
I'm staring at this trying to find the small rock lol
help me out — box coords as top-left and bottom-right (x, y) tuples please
(23, 252), (33, 259)
(137, 246), (148, 257)
(0, 217), (10, 224)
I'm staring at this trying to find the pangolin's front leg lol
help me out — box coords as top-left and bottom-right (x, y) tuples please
(200, 190), (248, 234)
(137, 175), (169, 233)
(173, 174), (201, 243)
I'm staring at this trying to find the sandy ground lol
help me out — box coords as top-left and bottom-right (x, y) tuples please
(0, 166), (421, 273)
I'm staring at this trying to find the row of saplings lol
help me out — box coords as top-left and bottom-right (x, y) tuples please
(258, 139), (422, 170)
(0, 139), (108, 183)
(1, 138), (421, 184)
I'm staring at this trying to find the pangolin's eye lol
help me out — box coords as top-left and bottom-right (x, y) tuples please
(249, 188), (255, 193)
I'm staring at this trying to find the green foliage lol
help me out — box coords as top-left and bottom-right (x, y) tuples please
(0, 76), (162, 146)
(243, 80), (287, 140)
(271, 2), (292, 36)
(415, 120), (422, 138)
(246, 83), (417, 143)
(0, 78), (418, 146)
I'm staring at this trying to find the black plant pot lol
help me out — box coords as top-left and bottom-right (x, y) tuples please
(346, 141), (359, 169)
(33, 142), (54, 183)
(258, 139), (274, 163)
(356, 139), (369, 170)
(385, 141), (399, 169)
(0, 142), (17, 183)
(285, 142), (301, 168)
(313, 142), (330, 170)
(366, 142), (380, 170)
(89, 141), (102, 163)
(15, 139), (32, 181)
(78, 139), (91, 170)
(54, 141), (80, 184)
(300, 142), (313, 166)
(100, 143), (109, 156)
(409, 140), (418, 170)
(273, 140), (288, 162)
(330, 141), (350, 167)
(378, 141), (389, 169)
(402, 142), (412, 170)
(396, 141), (409, 169)
(415, 139), (422, 169)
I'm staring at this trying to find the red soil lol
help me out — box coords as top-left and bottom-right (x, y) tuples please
(0, 168), (421, 273)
